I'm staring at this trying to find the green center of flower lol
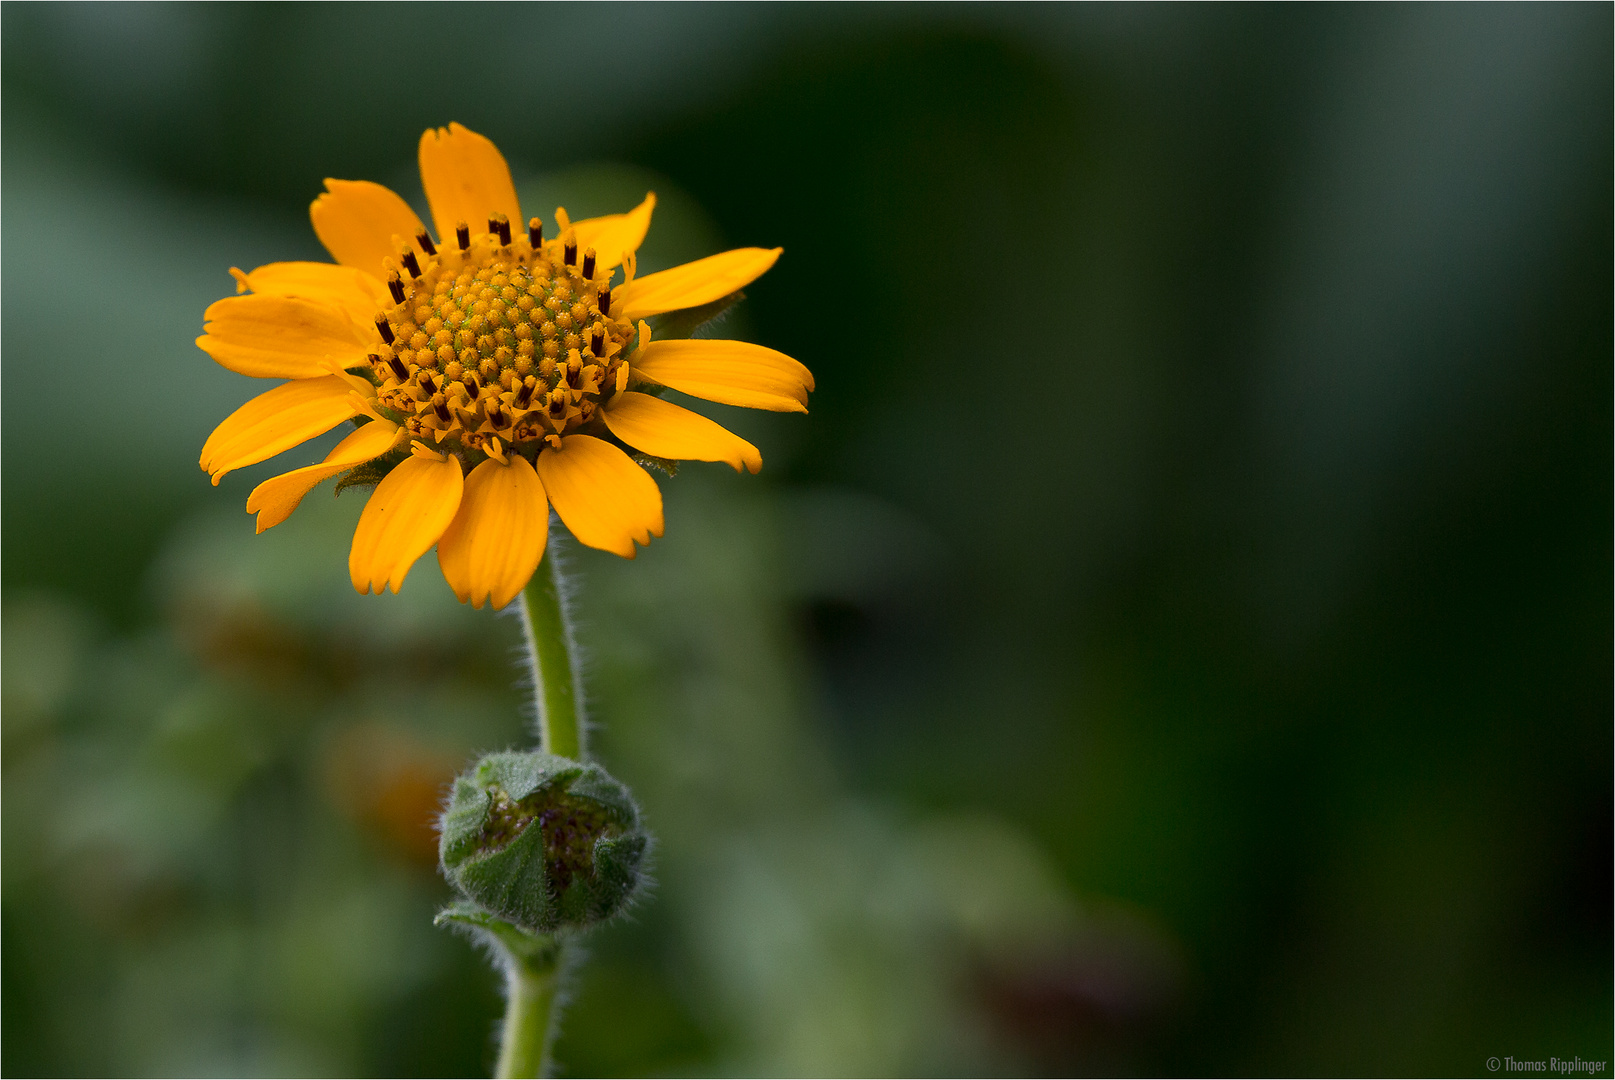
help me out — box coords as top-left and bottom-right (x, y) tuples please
(368, 217), (636, 460)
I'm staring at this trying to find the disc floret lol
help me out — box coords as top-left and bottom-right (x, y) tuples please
(370, 216), (636, 466)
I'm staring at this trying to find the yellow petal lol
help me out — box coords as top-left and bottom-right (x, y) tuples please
(244, 419), (401, 533)
(615, 247), (780, 322)
(418, 123), (522, 247)
(200, 376), (360, 485)
(632, 339), (814, 413)
(437, 455), (549, 609)
(235, 261), (389, 323)
(309, 179), (426, 282)
(602, 392), (761, 474)
(570, 193), (656, 271)
(348, 453), (465, 595)
(197, 294), (374, 379)
(535, 435), (664, 558)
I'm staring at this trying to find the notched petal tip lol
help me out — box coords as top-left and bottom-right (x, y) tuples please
(310, 178), (425, 282)
(418, 122), (522, 249)
(198, 294), (373, 380)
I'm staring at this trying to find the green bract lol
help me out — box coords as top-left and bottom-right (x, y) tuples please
(440, 750), (648, 933)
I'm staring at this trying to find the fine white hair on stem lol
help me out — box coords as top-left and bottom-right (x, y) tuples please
(499, 520), (594, 755)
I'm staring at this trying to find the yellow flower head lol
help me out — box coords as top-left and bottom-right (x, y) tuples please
(198, 123), (813, 610)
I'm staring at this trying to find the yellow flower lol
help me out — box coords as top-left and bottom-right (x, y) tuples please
(198, 123), (813, 610)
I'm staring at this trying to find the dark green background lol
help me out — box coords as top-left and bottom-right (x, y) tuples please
(4, 4), (1609, 1076)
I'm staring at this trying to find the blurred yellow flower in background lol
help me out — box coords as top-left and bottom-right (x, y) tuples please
(198, 122), (813, 609)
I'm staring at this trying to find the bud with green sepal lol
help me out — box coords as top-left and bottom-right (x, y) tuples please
(439, 750), (649, 934)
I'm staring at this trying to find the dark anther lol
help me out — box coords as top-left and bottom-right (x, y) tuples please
(590, 327), (604, 355)
(487, 402), (507, 427)
(419, 371), (439, 396)
(367, 352), (382, 369)
(387, 355), (409, 382)
(432, 394), (452, 423)
(387, 273), (407, 304)
(456, 221), (471, 250)
(515, 377), (535, 408)
(548, 395), (567, 416)
(490, 214), (512, 246)
(582, 247), (597, 279)
(465, 371), (482, 393)
(416, 230), (437, 256)
(401, 249), (422, 278)
(564, 238), (578, 266)
(375, 316), (395, 344)
(528, 218), (543, 248)
(598, 287), (612, 317)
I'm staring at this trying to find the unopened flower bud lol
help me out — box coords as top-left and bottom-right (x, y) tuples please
(439, 751), (648, 933)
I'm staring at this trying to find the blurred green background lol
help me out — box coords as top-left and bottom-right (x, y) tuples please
(3, 4), (1609, 1076)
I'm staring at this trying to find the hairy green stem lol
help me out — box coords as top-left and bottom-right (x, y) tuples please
(495, 950), (561, 1080)
(496, 550), (585, 1077)
(519, 551), (584, 761)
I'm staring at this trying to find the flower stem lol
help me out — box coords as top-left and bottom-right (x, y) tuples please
(499, 550), (583, 1077)
(495, 948), (561, 1080)
(519, 550), (584, 761)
